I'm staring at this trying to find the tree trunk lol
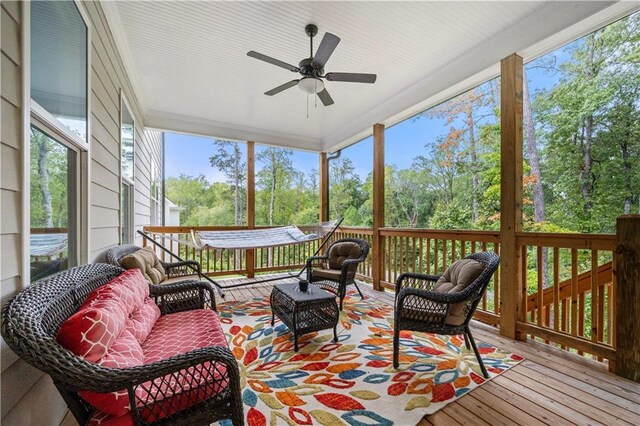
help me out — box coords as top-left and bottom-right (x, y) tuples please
(36, 136), (54, 228)
(580, 115), (594, 217)
(580, 36), (596, 220)
(467, 110), (479, 223)
(269, 155), (277, 226)
(233, 144), (241, 225)
(523, 73), (546, 223)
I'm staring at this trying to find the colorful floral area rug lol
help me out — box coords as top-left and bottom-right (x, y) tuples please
(217, 291), (523, 426)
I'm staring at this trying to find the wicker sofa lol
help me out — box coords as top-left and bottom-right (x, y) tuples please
(1, 263), (243, 425)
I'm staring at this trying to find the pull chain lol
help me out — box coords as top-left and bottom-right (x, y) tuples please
(314, 80), (318, 108)
(307, 93), (309, 118)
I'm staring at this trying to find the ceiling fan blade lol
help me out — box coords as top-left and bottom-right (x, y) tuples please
(247, 51), (299, 72)
(265, 80), (299, 96)
(311, 33), (341, 69)
(317, 88), (334, 106)
(325, 72), (377, 83)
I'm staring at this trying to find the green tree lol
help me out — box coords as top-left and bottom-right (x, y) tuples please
(209, 140), (246, 225)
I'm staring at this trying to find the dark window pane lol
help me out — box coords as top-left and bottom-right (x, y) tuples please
(31, 1), (87, 141)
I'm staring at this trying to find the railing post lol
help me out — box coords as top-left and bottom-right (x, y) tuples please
(615, 215), (640, 383)
(372, 123), (385, 291)
(319, 152), (329, 223)
(246, 141), (256, 278)
(499, 54), (525, 340)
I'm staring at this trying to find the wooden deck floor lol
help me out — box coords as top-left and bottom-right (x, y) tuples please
(62, 274), (640, 426)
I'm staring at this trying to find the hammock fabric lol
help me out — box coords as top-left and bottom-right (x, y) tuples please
(196, 225), (321, 250)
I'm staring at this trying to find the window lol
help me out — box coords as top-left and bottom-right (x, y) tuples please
(121, 98), (135, 243)
(255, 146), (318, 226)
(31, 0), (88, 141)
(29, 0), (88, 282)
(329, 137), (373, 226)
(523, 11), (639, 234)
(385, 78), (500, 230)
(29, 127), (79, 282)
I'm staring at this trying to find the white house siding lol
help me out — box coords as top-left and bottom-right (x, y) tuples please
(0, 1), (163, 424)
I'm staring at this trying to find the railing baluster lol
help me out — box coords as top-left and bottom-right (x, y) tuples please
(553, 247), (560, 332)
(537, 246), (543, 328)
(571, 248), (578, 338)
(591, 249), (599, 345)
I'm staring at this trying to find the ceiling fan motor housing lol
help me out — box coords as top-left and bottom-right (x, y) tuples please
(298, 58), (323, 77)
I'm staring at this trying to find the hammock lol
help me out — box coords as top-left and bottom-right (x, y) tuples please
(196, 225), (321, 250)
(139, 219), (343, 297)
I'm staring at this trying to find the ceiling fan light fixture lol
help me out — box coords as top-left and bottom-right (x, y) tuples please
(298, 77), (324, 94)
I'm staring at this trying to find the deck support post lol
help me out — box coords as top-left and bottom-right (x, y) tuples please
(372, 123), (385, 291)
(499, 54), (524, 340)
(319, 152), (329, 223)
(246, 141), (256, 278)
(615, 215), (640, 383)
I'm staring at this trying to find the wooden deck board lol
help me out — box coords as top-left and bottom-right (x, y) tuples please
(60, 274), (640, 426)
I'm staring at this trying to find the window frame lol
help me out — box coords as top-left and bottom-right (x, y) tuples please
(22, 0), (91, 285)
(120, 91), (136, 243)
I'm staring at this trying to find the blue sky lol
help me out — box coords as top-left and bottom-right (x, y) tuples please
(165, 41), (573, 183)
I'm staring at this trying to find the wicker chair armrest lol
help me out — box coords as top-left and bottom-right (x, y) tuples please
(150, 280), (216, 312)
(161, 259), (201, 278)
(339, 258), (364, 281)
(396, 286), (470, 305)
(306, 255), (328, 266)
(395, 272), (440, 295)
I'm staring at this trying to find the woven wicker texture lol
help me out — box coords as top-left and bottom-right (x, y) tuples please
(1, 263), (243, 425)
(270, 284), (339, 352)
(393, 251), (500, 378)
(307, 238), (370, 310)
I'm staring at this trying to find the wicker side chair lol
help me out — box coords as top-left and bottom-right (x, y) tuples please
(1, 264), (243, 426)
(106, 244), (201, 281)
(306, 238), (370, 310)
(393, 251), (500, 377)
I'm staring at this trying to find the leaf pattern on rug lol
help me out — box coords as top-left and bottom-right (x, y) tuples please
(218, 292), (523, 426)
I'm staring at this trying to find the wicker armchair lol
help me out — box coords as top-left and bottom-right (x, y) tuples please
(393, 252), (500, 377)
(105, 244), (202, 281)
(1, 264), (243, 425)
(306, 238), (370, 310)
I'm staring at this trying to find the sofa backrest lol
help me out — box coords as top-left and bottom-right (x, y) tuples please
(2, 264), (124, 379)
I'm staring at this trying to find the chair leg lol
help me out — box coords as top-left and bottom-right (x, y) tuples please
(353, 281), (365, 299)
(463, 332), (471, 350)
(465, 327), (489, 379)
(393, 323), (400, 369)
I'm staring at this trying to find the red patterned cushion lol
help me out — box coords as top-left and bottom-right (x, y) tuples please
(142, 309), (228, 362)
(57, 297), (129, 362)
(87, 410), (134, 426)
(138, 309), (230, 423)
(125, 297), (161, 344)
(79, 331), (144, 416)
(87, 269), (149, 309)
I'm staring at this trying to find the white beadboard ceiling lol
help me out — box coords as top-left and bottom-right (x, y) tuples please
(106, 1), (616, 151)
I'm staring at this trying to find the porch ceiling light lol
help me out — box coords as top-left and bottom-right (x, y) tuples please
(298, 77), (324, 94)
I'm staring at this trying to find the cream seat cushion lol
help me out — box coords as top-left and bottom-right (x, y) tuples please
(120, 246), (167, 285)
(434, 259), (485, 325)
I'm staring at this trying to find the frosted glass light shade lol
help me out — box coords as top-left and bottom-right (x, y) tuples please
(298, 77), (324, 94)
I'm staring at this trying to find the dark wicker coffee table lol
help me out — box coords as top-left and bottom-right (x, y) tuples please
(270, 283), (339, 351)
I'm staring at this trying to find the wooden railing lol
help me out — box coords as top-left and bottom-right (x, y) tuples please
(142, 225), (617, 366)
(516, 232), (617, 363)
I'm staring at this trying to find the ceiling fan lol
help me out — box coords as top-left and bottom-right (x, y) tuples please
(247, 24), (377, 106)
